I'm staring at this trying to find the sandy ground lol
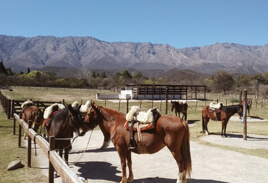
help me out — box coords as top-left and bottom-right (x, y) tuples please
(25, 115), (268, 183)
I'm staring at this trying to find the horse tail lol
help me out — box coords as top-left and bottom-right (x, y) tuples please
(181, 119), (192, 178)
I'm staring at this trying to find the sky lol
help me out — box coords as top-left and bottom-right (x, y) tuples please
(0, 0), (267, 49)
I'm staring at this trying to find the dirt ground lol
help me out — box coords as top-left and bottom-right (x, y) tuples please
(27, 116), (268, 183)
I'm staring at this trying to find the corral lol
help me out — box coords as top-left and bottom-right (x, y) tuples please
(0, 87), (268, 183)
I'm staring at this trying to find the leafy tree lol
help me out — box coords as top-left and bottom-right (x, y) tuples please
(100, 72), (107, 78)
(92, 71), (96, 78)
(0, 61), (8, 75)
(213, 70), (234, 94)
(122, 70), (132, 79)
(27, 67), (31, 74)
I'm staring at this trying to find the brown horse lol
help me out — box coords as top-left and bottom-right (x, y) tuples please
(202, 104), (243, 137)
(240, 98), (252, 116)
(47, 104), (89, 165)
(20, 103), (44, 138)
(84, 101), (191, 183)
(171, 101), (188, 121)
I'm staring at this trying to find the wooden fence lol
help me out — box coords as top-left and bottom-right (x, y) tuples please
(14, 113), (83, 183)
(0, 90), (64, 120)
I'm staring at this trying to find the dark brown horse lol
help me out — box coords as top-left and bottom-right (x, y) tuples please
(202, 104), (243, 137)
(171, 101), (188, 121)
(240, 98), (252, 116)
(84, 101), (191, 183)
(20, 103), (44, 138)
(47, 104), (89, 165)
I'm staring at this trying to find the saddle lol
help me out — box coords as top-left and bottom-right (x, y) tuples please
(209, 102), (223, 120)
(19, 100), (35, 118)
(124, 106), (160, 151)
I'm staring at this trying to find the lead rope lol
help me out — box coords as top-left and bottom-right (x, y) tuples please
(69, 129), (94, 165)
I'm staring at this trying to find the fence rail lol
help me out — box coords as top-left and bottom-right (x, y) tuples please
(14, 113), (83, 183)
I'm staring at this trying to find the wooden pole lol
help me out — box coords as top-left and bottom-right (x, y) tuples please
(243, 89), (247, 140)
(28, 120), (32, 167)
(13, 115), (16, 135)
(49, 136), (55, 183)
(18, 120), (22, 148)
(165, 87), (168, 114)
(126, 99), (129, 113)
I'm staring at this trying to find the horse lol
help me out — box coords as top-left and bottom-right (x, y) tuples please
(240, 98), (252, 117)
(47, 104), (89, 165)
(171, 101), (188, 121)
(84, 101), (191, 183)
(20, 101), (44, 138)
(201, 104), (243, 137)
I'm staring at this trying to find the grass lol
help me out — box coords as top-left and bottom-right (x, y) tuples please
(1, 86), (268, 182)
(0, 105), (47, 183)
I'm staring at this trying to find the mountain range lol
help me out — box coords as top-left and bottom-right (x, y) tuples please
(0, 35), (267, 75)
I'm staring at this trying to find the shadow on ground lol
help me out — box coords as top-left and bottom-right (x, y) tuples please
(208, 132), (268, 141)
(75, 161), (121, 182)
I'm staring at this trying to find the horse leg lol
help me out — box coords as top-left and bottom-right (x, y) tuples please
(166, 138), (187, 183)
(221, 120), (228, 137)
(64, 148), (69, 165)
(117, 147), (128, 183)
(101, 134), (110, 150)
(126, 151), (133, 182)
(202, 116), (209, 135)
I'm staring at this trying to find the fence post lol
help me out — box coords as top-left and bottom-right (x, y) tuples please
(7, 99), (11, 119)
(165, 87), (168, 114)
(49, 136), (55, 183)
(28, 120), (32, 167)
(13, 116), (16, 135)
(18, 118), (22, 148)
(243, 89), (247, 140)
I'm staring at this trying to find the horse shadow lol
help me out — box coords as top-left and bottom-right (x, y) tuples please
(187, 120), (199, 125)
(75, 161), (121, 182)
(69, 147), (117, 154)
(248, 116), (264, 120)
(209, 133), (268, 141)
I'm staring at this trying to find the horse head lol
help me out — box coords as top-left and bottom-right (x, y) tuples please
(83, 101), (101, 130)
(151, 108), (161, 123)
(237, 104), (244, 117)
(32, 108), (44, 132)
(170, 101), (175, 112)
(67, 104), (88, 136)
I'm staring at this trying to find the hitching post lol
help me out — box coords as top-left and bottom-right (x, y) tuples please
(49, 136), (55, 183)
(28, 120), (32, 167)
(243, 89), (247, 140)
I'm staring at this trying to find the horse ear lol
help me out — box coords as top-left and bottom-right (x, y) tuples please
(67, 104), (75, 115)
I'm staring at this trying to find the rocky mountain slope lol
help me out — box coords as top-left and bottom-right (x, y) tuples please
(0, 35), (267, 74)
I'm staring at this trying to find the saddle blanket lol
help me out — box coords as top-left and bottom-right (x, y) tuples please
(43, 111), (59, 127)
(124, 121), (154, 132)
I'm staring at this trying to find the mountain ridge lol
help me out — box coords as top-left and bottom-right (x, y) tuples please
(0, 35), (267, 74)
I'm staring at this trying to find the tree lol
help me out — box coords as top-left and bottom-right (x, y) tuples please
(0, 61), (8, 75)
(122, 70), (132, 79)
(27, 67), (31, 74)
(100, 72), (107, 78)
(213, 70), (234, 94)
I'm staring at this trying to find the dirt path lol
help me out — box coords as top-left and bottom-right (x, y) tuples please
(30, 128), (268, 183)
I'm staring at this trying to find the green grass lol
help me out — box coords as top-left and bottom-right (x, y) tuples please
(0, 105), (47, 183)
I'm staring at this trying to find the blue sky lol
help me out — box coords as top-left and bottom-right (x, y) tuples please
(0, 0), (267, 49)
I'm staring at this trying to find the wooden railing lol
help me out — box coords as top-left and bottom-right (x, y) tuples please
(14, 113), (83, 183)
